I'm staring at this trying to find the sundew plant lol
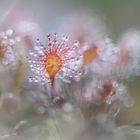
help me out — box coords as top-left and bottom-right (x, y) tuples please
(0, 0), (140, 140)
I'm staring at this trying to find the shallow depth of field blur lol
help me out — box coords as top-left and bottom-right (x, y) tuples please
(0, 0), (140, 140)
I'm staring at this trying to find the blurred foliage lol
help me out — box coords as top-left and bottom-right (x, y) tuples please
(73, 0), (140, 124)
(1, 0), (140, 139)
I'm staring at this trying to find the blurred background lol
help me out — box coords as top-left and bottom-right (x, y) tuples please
(0, 0), (140, 139)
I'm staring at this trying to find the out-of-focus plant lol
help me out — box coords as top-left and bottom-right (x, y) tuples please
(0, 8), (140, 140)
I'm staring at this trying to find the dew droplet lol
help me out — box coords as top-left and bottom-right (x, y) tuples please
(74, 40), (79, 46)
(6, 29), (13, 36)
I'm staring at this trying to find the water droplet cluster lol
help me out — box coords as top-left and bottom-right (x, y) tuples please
(28, 33), (82, 84)
(0, 29), (20, 65)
